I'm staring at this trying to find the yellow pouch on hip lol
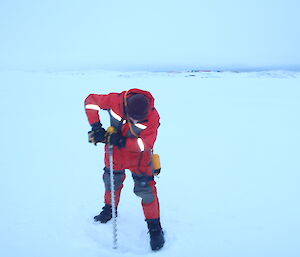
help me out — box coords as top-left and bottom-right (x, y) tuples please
(152, 153), (161, 176)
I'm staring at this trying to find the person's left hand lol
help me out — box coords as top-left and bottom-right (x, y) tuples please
(107, 132), (127, 148)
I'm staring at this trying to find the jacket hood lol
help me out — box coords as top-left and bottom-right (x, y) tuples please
(124, 88), (155, 108)
(121, 89), (155, 119)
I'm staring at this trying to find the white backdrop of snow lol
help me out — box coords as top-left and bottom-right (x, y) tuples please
(0, 70), (299, 257)
(0, 0), (300, 71)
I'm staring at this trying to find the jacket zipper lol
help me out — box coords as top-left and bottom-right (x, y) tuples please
(137, 151), (143, 173)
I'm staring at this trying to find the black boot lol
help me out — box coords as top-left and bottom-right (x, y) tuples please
(146, 219), (165, 251)
(94, 204), (117, 223)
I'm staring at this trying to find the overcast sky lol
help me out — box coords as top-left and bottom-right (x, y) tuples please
(0, 0), (299, 71)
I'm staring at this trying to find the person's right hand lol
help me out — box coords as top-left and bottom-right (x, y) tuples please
(88, 122), (106, 145)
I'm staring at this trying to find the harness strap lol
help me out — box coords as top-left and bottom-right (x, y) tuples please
(124, 90), (139, 138)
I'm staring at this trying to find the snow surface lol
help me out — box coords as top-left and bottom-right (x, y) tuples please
(0, 70), (300, 257)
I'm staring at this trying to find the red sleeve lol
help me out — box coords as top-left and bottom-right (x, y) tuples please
(125, 109), (160, 152)
(84, 93), (120, 125)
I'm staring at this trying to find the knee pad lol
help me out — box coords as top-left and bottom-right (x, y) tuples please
(103, 167), (125, 191)
(132, 174), (155, 204)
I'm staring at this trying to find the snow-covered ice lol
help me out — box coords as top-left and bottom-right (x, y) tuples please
(0, 70), (299, 257)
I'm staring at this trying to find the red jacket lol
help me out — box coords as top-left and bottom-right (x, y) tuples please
(85, 88), (160, 175)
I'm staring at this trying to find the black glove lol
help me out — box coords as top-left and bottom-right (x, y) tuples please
(107, 132), (127, 148)
(88, 122), (106, 145)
